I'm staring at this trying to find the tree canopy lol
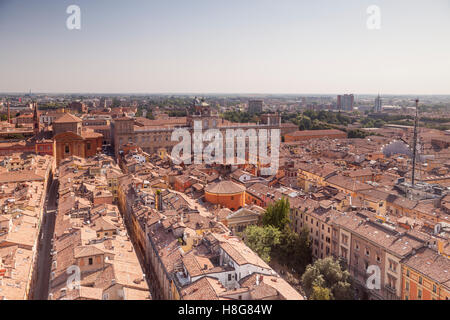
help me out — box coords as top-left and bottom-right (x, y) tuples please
(243, 225), (281, 263)
(111, 98), (121, 108)
(301, 257), (354, 300)
(244, 198), (312, 274)
(262, 197), (290, 230)
(274, 226), (312, 274)
(347, 129), (372, 139)
(222, 111), (260, 123)
(310, 285), (332, 300)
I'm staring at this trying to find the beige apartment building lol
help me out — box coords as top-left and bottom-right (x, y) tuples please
(332, 212), (426, 300)
(290, 198), (339, 260)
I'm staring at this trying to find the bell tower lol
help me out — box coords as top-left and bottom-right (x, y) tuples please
(33, 102), (40, 135)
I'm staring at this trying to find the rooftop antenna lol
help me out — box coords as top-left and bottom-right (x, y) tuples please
(411, 98), (419, 187)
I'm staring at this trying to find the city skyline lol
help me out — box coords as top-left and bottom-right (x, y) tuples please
(1, 0), (450, 94)
(0, 1), (450, 304)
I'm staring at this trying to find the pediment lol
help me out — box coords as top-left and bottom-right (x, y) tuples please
(227, 208), (261, 220)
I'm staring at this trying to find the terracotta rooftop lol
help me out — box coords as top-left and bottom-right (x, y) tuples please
(333, 213), (425, 257)
(73, 245), (105, 259)
(205, 180), (245, 195)
(181, 277), (221, 300)
(402, 247), (450, 287)
(53, 113), (82, 123)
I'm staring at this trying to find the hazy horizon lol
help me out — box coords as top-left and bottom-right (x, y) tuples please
(1, 0), (450, 94)
(2, 92), (450, 97)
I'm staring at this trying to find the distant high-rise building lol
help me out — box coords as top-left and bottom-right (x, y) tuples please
(248, 99), (263, 114)
(337, 94), (354, 111)
(374, 94), (382, 112)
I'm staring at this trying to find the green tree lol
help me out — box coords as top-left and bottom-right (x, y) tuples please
(336, 112), (350, 125)
(311, 119), (331, 130)
(5, 133), (25, 140)
(347, 129), (369, 139)
(301, 257), (354, 300)
(146, 112), (155, 120)
(135, 107), (143, 117)
(243, 225), (281, 263)
(168, 109), (187, 117)
(295, 226), (313, 272)
(298, 116), (312, 130)
(111, 98), (121, 108)
(310, 285), (332, 300)
(222, 111), (254, 123)
(275, 226), (312, 274)
(262, 197), (290, 230)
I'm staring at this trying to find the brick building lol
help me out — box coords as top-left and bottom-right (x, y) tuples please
(204, 180), (246, 211)
(401, 247), (450, 300)
(111, 99), (283, 159)
(52, 113), (103, 165)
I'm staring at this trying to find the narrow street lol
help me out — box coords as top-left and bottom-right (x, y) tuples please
(33, 179), (59, 300)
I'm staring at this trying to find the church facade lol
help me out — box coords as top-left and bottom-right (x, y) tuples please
(52, 113), (103, 165)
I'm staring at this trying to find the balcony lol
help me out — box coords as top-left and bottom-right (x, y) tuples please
(384, 284), (396, 294)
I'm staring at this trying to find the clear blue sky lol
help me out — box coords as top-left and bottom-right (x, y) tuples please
(1, 0), (449, 94)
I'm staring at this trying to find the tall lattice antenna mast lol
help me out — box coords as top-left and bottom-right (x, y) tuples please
(411, 99), (419, 186)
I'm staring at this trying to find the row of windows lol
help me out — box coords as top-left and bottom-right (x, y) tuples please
(352, 240), (382, 262)
(405, 272), (437, 292)
(139, 135), (170, 142)
(303, 215), (331, 233)
(406, 269), (423, 284)
(83, 121), (107, 126)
